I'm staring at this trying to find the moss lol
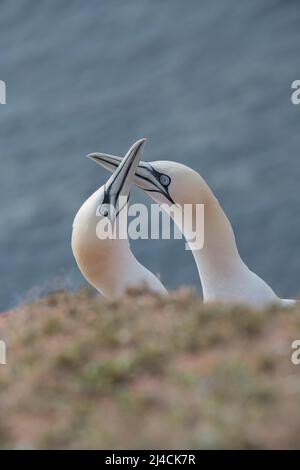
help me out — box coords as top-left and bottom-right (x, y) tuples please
(0, 289), (299, 449)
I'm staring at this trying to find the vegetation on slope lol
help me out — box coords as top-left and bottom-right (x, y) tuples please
(0, 288), (299, 449)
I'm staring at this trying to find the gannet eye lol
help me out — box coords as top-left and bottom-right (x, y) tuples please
(159, 174), (171, 187)
(98, 205), (110, 217)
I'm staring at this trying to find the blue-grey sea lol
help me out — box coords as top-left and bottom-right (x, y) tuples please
(1, 0), (300, 311)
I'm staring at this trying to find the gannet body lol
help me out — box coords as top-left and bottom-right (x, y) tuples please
(89, 150), (296, 308)
(72, 140), (167, 299)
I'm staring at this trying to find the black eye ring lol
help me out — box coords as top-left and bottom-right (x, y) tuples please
(99, 206), (109, 217)
(159, 174), (171, 187)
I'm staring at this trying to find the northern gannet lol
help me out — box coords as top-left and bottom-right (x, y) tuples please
(88, 149), (296, 308)
(72, 139), (167, 299)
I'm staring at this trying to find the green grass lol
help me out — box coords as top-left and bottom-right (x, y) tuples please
(0, 288), (299, 449)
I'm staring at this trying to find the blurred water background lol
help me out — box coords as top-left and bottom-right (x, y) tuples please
(1, 0), (300, 311)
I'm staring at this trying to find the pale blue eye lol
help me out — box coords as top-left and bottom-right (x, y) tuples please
(99, 205), (109, 217)
(160, 175), (170, 187)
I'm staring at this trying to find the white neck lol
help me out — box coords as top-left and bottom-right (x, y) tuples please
(189, 196), (246, 299)
(72, 198), (167, 298)
(86, 238), (166, 298)
(165, 177), (278, 306)
(86, 238), (138, 297)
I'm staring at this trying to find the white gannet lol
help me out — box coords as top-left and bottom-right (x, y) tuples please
(72, 139), (167, 299)
(88, 149), (296, 308)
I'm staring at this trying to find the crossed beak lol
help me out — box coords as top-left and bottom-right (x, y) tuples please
(99, 138), (146, 216)
(87, 148), (175, 205)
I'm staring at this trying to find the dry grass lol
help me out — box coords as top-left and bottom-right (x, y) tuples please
(0, 288), (300, 449)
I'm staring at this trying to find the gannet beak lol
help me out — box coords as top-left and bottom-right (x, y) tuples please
(87, 152), (122, 173)
(88, 149), (175, 205)
(97, 138), (146, 216)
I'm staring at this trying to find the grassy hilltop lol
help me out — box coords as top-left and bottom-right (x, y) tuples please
(0, 288), (300, 449)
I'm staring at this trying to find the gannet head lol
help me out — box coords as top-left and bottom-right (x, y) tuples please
(96, 138), (147, 223)
(73, 138), (146, 230)
(72, 139), (146, 292)
(87, 151), (205, 207)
